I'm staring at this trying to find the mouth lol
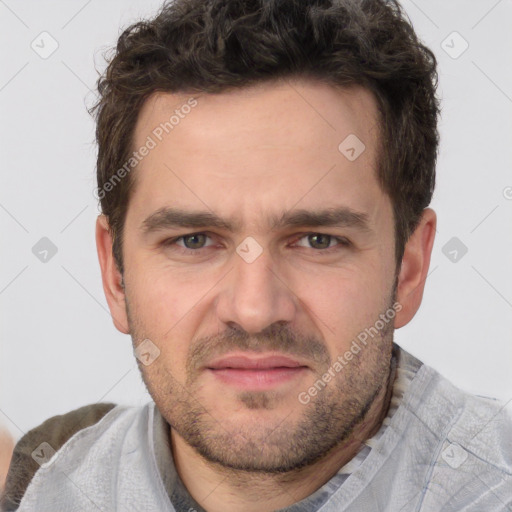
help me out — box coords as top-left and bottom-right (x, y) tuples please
(206, 353), (309, 390)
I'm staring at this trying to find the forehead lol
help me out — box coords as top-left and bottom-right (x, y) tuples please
(128, 79), (386, 229)
(134, 79), (379, 158)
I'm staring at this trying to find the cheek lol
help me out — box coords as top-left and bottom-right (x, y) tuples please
(126, 261), (220, 377)
(290, 263), (391, 350)
(127, 253), (210, 330)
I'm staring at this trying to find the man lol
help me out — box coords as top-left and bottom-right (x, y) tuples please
(3, 0), (511, 510)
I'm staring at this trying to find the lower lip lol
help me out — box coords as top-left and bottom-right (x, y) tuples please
(208, 367), (308, 390)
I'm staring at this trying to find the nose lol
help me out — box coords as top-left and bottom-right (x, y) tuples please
(215, 244), (297, 334)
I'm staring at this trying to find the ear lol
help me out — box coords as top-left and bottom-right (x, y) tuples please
(394, 208), (436, 329)
(95, 214), (130, 334)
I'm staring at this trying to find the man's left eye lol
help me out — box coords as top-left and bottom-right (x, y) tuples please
(294, 234), (350, 250)
(176, 233), (214, 250)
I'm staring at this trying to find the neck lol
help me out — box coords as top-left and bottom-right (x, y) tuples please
(170, 358), (397, 512)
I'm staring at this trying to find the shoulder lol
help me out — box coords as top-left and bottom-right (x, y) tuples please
(398, 345), (512, 471)
(1, 403), (117, 512)
(419, 367), (512, 507)
(451, 389), (512, 472)
(392, 347), (512, 508)
(415, 357), (512, 471)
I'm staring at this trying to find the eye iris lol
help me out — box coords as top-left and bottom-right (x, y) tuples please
(183, 234), (206, 249)
(309, 234), (331, 249)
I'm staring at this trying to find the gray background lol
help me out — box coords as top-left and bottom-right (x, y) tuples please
(1, 0), (511, 441)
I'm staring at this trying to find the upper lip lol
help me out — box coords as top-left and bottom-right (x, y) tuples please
(206, 353), (308, 370)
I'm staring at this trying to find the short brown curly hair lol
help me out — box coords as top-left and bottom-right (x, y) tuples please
(89, 0), (440, 274)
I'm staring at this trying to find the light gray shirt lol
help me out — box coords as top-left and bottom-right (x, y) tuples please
(16, 344), (512, 511)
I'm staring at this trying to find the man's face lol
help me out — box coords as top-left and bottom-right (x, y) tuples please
(121, 79), (398, 472)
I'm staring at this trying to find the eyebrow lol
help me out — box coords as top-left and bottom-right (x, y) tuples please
(141, 206), (372, 235)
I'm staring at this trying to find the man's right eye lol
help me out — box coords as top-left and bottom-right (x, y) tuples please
(163, 233), (216, 254)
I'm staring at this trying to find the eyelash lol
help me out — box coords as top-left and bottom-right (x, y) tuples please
(162, 232), (351, 256)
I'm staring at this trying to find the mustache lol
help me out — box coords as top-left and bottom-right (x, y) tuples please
(186, 323), (331, 376)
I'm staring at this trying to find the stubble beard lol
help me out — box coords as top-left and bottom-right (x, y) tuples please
(127, 299), (395, 475)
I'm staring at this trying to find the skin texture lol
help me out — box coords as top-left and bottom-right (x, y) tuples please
(96, 78), (436, 511)
(0, 426), (14, 493)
